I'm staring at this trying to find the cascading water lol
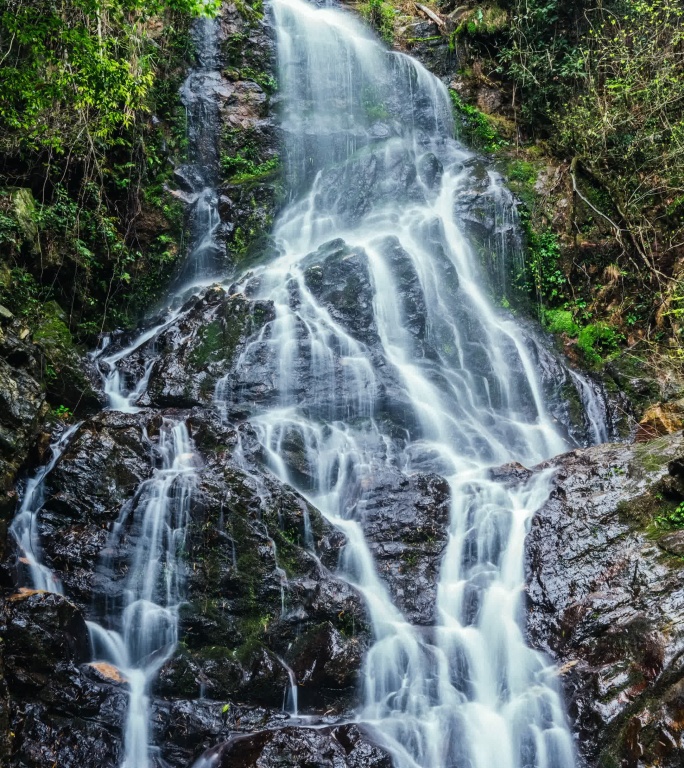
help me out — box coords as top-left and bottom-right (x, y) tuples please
(9, 12), (220, 768)
(88, 420), (199, 768)
(214, 0), (587, 765)
(10, 423), (81, 593)
(175, 14), (226, 288)
(96, 12), (225, 410)
(83, 15), (222, 764)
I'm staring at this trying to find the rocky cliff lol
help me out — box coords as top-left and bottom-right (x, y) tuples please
(527, 434), (684, 766)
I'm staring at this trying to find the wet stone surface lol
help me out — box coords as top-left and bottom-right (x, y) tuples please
(526, 432), (684, 767)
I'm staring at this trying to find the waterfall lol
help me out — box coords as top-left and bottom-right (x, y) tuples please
(175, 15), (226, 288)
(10, 423), (81, 593)
(7, 1), (609, 765)
(88, 420), (199, 768)
(82, 15), (223, 765)
(214, 0), (580, 765)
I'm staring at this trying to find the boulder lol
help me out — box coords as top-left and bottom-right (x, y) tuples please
(526, 433), (684, 766)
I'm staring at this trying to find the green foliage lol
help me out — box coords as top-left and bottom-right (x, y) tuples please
(515, 212), (567, 305)
(0, 0), (201, 339)
(507, 160), (537, 185)
(655, 502), (684, 530)
(360, 0), (395, 43)
(0, 0), (215, 155)
(492, 0), (684, 327)
(0, 268), (41, 318)
(239, 67), (277, 94)
(362, 87), (390, 122)
(225, 156), (280, 184)
(51, 404), (73, 421)
(233, 0), (263, 23)
(221, 128), (280, 184)
(449, 90), (507, 151)
(451, 4), (508, 45)
(577, 322), (622, 364)
(544, 309), (579, 336)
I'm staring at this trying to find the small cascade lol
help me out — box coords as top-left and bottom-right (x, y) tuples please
(278, 656), (299, 716)
(80, 11), (222, 767)
(10, 423), (81, 593)
(175, 15), (227, 289)
(569, 369), (611, 445)
(88, 420), (199, 768)
(95, 10), (226, 409)
(95, 308), (184, 411)
(484, 170), (526, 304)
(263, 526), (290, 616)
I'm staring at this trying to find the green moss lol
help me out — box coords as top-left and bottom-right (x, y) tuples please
(233, 0), (263, 23)
(632, 437), (673, 474)
(229, 157), (280, 184)
(544, 309), (580, 336)
(449, 89), (508, 152)
(189, 320), (225, 369)
(33, 302), (74, 350)
(508, 160), (538, 185)
(577, 322), (623, 365)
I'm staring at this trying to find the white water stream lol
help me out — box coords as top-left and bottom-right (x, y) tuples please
(214, 0), (583, 765)
(88, 420), (199, 768)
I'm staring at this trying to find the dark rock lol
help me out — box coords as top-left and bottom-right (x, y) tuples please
(287, 622), (363, 710)
(33, 411), (153, 607)
(194, 724), (392, 768)
(2, 591), (90, 680)
(360, 469), (450, 624)
(526, 433), (684, 766)
(0, 590), (126, 767)
(0, 328), (47, 543)
(169, 414), (370, 714)
(658, 530), (684, 556)
(488, 461), (532, 485)
(302, 239), (378, 345)
(10, 701), (122, 768)
(142, 290), (275, 409)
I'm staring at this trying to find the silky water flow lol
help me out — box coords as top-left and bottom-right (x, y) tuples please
(8, 1), (607, 766)
(214, 0), (588, 766)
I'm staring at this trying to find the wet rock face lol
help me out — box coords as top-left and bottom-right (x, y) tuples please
(99, 288), (275, 413)
(194, 723), (392, 768)
(526, 433), (684, 766)
(360, 469), (450, 625)
(218, 2), (281, 268)
(302, 239), (379, 346)
(1, 400), (374, 765)
(162, 414), (369, 719)
(2, 590), (126, 767)
(0, 326), (47, 542)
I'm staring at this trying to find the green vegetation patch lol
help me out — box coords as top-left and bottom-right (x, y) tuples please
(449, 90), (508, 152)
(360, 0), (395, 43)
